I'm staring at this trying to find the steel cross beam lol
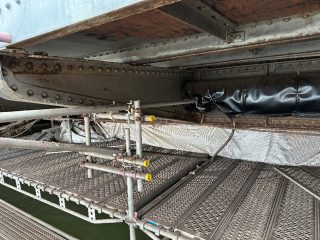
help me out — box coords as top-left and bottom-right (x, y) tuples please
(152, 38), (320, 68)
(159, 0), (236, 41)
(0, 0), (181, 48)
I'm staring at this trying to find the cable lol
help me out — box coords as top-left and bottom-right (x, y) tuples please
(211, 117), (235, 159)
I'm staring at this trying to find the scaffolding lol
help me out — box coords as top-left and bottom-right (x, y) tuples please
(0, 100), (203, 240)
(1, 100), (320, 240)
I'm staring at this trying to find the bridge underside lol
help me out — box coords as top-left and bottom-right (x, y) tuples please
(1, 1), (320, 239)
(0, 0), (320, 131)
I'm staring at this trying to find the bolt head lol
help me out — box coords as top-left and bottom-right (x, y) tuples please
(27, 90), (34, 96)
(54, 64), (61, 72)
(10, 85), (18, 91)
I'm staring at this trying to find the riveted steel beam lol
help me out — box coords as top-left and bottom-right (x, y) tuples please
(192, 57), (320, 81)
(159, 0), (236, 40)
(0, 0), (181, 48)
(0, 52), (192, 106)
(151, 38), (320, 68)
(88, 12), (320, 65)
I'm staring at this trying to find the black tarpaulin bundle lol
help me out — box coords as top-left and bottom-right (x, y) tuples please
(187, 73), (320, 116)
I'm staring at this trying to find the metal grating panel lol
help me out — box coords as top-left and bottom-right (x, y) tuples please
(29, 154), (82, 177)
(219, 170), (281, 240)
(0, 200), (67, 240)
(271, 182), (315, 240)
(71, 156), (177, 202)
(2, 133), (320, 240)
(106, 157), (202, 211)
(0, 131), (54, 162)
(142, 162), (320, 240)
(10, 153), (81, 177)
(0, 134), (204, 216)
(275, 166), (320, 200)
(144, 157), (234, 226)
(0, 151), (48, 169)
(177, 161), (257, 239)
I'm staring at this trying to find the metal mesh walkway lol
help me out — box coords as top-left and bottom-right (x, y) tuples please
(0, 200), (73, 240)
(144, 159), (320, 240)
(1, 132), (320, 239)
(0, 132), (205, 214)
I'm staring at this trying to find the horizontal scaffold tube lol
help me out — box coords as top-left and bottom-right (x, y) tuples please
(82, 152), (150, 167)
(0, 137), (149, 166)
(94, 113), (156, 123)
(80, 162), (152, 182)
(0, 100), (196, 123)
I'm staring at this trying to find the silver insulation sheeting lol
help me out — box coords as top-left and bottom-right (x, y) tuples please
(96, 122), (320, 166)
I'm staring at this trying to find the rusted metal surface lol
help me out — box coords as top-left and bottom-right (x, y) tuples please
(144, 108), (320, 133)
(83, 9), (200, 40)
(150, 39), (320, 69)
(159, 0), (235, 40)
(89, 11), (320, 66)
(5, 0), (182, 48)
(0, 52), (191, 106)
(202, 115), (320, 133)
(203, 0), (320, 24)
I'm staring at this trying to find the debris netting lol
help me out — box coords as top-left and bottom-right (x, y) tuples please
(57, 120), (320, 166)
(97, 122), (320, 166)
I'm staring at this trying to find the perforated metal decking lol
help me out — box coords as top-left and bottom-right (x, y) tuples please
(0, 199), (74, 240)
(143, 159), (320, 240)
(0, 132), (205, 214)
(1, 132), (320, 240)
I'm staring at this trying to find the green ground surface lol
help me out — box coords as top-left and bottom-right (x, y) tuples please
(0, 183), (150, 240)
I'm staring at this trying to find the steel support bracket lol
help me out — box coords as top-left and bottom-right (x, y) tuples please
(88, 207), (96, 221)
(226, 31), (245, 43)
(15, 178), (21, 190)
(35, 187), (41, 198)
(59, 196), (66, 208)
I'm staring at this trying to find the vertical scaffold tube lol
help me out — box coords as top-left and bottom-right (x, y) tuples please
(84, 115), (93, 178)
(125, 127), (136, 240)
(125, 128), (131, 157)
(134, 100), (143, 192)
(127, 176), (136, 240)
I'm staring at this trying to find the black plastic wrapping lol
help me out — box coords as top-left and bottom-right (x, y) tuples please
(187, 73), (320, 116)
